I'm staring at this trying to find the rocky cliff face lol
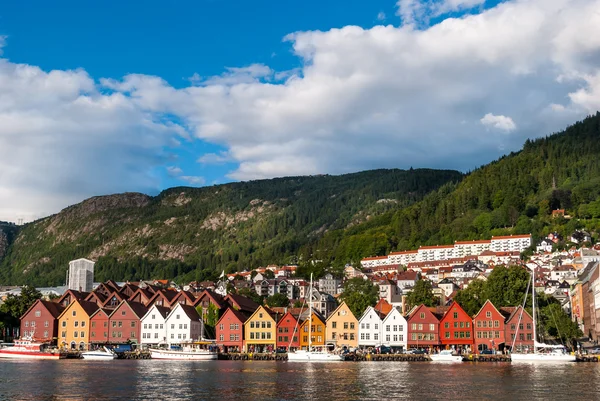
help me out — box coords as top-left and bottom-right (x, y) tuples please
(0, 222), (18, 262)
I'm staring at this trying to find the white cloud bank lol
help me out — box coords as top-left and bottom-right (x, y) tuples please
(1, 0), (600, 222)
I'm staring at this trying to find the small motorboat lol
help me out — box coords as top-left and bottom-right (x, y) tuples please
(81, 346), (117, 360)
(430, 350), (463, 362)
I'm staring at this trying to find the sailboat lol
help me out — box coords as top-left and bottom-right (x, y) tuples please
(287, 274), (344, 362)
(510, 266), (575, 363)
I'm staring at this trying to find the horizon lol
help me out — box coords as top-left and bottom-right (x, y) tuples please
(1, 0), (599, 222)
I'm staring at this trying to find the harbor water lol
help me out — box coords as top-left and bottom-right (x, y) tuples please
(0, 360), (598, 400)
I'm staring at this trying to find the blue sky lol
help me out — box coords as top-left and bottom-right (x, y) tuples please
(0, 0), (598, 222)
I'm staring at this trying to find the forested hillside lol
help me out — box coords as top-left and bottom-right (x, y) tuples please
(314, 113), (600, 265)
(0, 169), (461, 286)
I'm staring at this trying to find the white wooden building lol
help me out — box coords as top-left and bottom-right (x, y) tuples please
(165, 303), (203, 343)
(140, 305), (170, 345)
(380, 308), (408, 351)
(357, 306), (383, 348)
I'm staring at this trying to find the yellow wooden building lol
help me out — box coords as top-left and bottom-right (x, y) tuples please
(57, 299), (99, 350)
(243, 305), (276, 352)
(326, 301), (358, 349)
(299, 309), (326, 350)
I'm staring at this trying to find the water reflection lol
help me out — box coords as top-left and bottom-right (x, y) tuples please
(1, 360), (599, 400)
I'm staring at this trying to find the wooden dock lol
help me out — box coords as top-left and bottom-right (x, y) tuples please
(463, 354), (511, 362)
(576, 355), (600, 362)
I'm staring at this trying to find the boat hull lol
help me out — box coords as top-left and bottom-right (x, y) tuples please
(430, 355), (463, 362)
(81, 352), (117, 360)
(149, 349), (218, 360)
(287, 351), (344, 362)
(0, 350), (64, 360)
(511, 353), (576, 363)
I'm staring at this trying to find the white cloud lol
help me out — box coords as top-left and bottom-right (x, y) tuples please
(0, 36), (6, 55)
(179, 176), (205, 185)
(480, 113), (517, 132)
(3, 0), (600, 221)
(377, 11), (387, 21)
(396, 0), (485, 26)
(166, 166), (183, 176)
(197, 152), (231, 165)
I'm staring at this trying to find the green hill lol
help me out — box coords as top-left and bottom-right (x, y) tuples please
(0, 169), (461, 286)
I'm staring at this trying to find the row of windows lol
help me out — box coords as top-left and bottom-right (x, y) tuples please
(217, 323), (241, 331)
(249, 321), (272, 329)
(24, 321), (50, 328)
(249, 332), (272, 340)
(411, 333), (436, 341)
(218, 334), (241, 341)
(91, 321), (108, 328)
(444, 331), (471, 339)
(444, 321), (471, 329)
(91, 332), (108, 338)
(384, 334), (404, 342)
(511, 333), (533, 341)
(476, 320), (500, 328)
(331, 322), (355, 329)
(61, 331), (85, 338)
(302, 325), (323, 333)
(410, 323), (436, 331)
(510, 323), (532, 331)
(302, 335), (323, 343)
(143, 324), (165, 329)
(360, 333), (379, 341)
(361, 323), (378, 330)
(330, 332), (356, 340)
(170, 333), (187, 339)
(277, 336), (298, 343)
(142, 333), (160, 339)
(23, 330), (49, 338)
(476, 331), (501, 339)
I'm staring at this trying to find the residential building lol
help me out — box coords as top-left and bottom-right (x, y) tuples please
(407, 304), (441, 350)
(380, 308), (408, 352)
(490, 234), (532, 253)
(325, 301), (358, 349)
(20, 299), (65, 344)
(504, 306), (534, 352)
(276, 311), (300, 351)
(439, 302), (473, 353)
(140, 304), (171, 345)
(165, 304), (203, 343)
(57, 299), (99, 350)
(357, 306), (384, 348)
(89, 308), (111, 344)
(243, 306), (276, 352)
(108, 300), (148, 344)
(216, 307), (248, 353)
(299, 309), (327, 350)
(318, 273), (342, 296)
(472, 300), (508, 353)
(67, 258), (95, 292)
(377, 279), (402, 305)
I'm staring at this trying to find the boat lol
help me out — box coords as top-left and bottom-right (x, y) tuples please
(510, 266), (576, 363)
(429, 349), (463, 362)
(149, 341), (218, 360)
(287, 274), (344, 362)
(81, 346), (117, 360)
(0, 337), (65, 360)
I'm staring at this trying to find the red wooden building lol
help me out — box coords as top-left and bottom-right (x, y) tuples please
(504, 305), (535, 352)
(216, 307), (248, 353)
(107, 300), (148, 344)
(406, 304), (441, 350)
(20, 300), (65, 344)
(439, 302), (473, 352)
(89, 308), (111, 344)
(276, 311), (300, 351)
(472, 300), (509, 353)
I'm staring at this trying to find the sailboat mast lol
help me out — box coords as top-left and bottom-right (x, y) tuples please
(532, 266), (537, 353)
(309, 273), (313, 352)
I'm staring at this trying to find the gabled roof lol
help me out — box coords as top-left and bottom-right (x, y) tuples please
(85, 291), (107, 305)
(167, 303), (201, 322)
(102, 291), (127, 308)
(193, 289), (225, 309)
(381, 307), (406, 323)
(146, 288), (179, 307)
(244, 305), (276, 324)
(141, 304), (171, 321)
(325, 301), (357, 322)
(109, 299), (148, 319)
(358, 306), (384, 322)
(505, 305), (532, 323)
(472, 299), (504, 320)
(58, 299), (99, 319)
(170, 290), (197, 305)
(373, 298), (393, 316)
(224, 293), (260, 313)
(20, 299), (65, 320)
(298, 308), (327, 325)
(57, 289), (90, 306)
(90, 308), (113, 319)
(217, 306), (250, 325)
(105, 280), (122, 292)
(128, 287), (154, 305)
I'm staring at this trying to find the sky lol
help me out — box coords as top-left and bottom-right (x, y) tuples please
(0, 0), (599, 223)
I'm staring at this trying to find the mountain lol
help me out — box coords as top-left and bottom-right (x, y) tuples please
(0, 169), (461, 286)
(3, 112), (599, 286)
(314, 112), (600, 264)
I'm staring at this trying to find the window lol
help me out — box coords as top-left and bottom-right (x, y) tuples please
(93, 321), (97, 328)
(250, 332), (255, 339)
(74, 331), (78, 338)
(511, 324), (516, 330)
(350, 323), (355, 329)
(332, 322), (337, 329)
(444, 322), (449, 328)
(154, 333), (158, 339)
(494, 320), (499, 328)
(62, 321), (66, 327)
(374, 324), (378, 330)
(453, 312), (458, 319)
(527, 333), (532, 340)
(261, 321), (266, 329)
(35, 311), (41, 317)
(486, 311), (492, 318)
(184, 324), (188, 329)
(445, 332), (450, 338)
(429, 324), (435, 331)
(267, 321), (271, 328)
(45, 321), (49, 328)
(122, 311), (126, 316)
(526, 323), (532, 330)
(365, 334), (370, 340)
(152, 314), (156, 319)
(112, 321), (117, 328)
(350, 334), (355, 340)
(411, 333), (417, 340)
(74, 321), (79, 328)
(477, 321), (482, 328)
(453, 322), (458, 328)
(374, 333), (379, 341)
(118, 322), (122, 328)
(81, 321), (86, 327)
(250, 321), (255, 328)
(176, 315), (180, 319)
(171, 334), (174, 339)
(160, 324), (163, 329)
(171, 324), (175, 329)
(259, 313), (263, 318)
(131, 321), (136, 328)
(61, 331), (66, 338)
(420, 312), (425, 319)
(155, 324), (158, 329)
(72, 311), (77, 317)
(25, 321), (29, 327)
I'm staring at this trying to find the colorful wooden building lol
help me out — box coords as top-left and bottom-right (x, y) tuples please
(20, 299), (65, 344)
(473, 300), (508, 353)
(504, 305), (535, 352)
(243, 305), (276, 352)
(439, 302), (473, 352)
(216, 307), (248, 353)
(325, 301), (358, 349)
(299, 309), (327, 350)
(57, 299), (99, 350)
(407, 304), (441, 350)
(107, 300), (148, 344)
(276, 311), (300, 351)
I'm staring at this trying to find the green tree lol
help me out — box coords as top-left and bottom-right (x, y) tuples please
(453, 279), (486, 316)
(484, 266), (530, 307)
(339, 278), (378, 318)
(265, 293), (290, 307)
(538, 299), (583, 347)
(0, 285), (42, 326)
(236, 287), (263, 305)
(406, 279), (436, 309)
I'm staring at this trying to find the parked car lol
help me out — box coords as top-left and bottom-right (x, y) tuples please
(407, 349), (426, 355)
(480, 349), (494, 355)
(590, 348), (600, 354)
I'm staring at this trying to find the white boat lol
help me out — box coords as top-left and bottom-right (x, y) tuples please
(149, 341), (218, 360)
(429, 350), (463, 362)
(0, 337), (65, 360)
(287, 274), (344, 362)
(81, 346), (117, 360)
(510, 267), (576, 363)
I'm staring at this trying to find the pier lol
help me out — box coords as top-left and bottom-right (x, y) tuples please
(463, 354), (511, 362)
